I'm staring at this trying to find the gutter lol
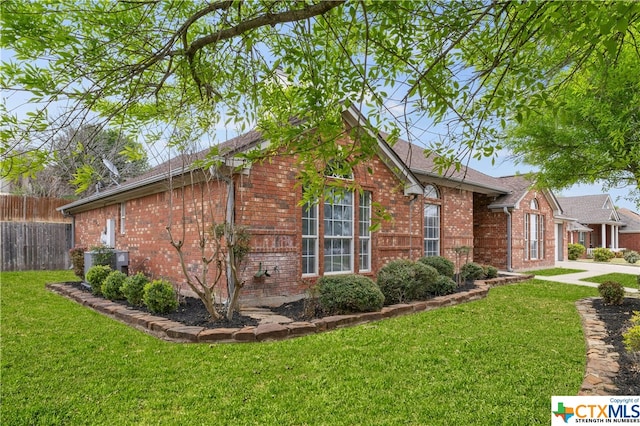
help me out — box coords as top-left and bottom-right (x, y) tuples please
(503, 207), (513, 272)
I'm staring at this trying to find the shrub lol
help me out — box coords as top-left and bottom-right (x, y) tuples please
(143, 279), (179, 313)
(592, 247), (614, 262)
(69, 246), (86, 278)
(623, 311), (640, 353)
(483, 265), (499, 279)
(597, 281), (624, 305)
(460, 262), (485, 281)
(101, 270), (127, 301)
(90, 245), (115, 267)
(317, 275), (384, 314)
(418, 256), (455, 278)
(567, 243), (586, 261)
(85, 265), (112, 296)
(614, 250), (624, 258)
(376, 259), (439, 304)
(427, 276), (457, 296)
(623, 250), (640, 264)
(122, 272), (149, 306)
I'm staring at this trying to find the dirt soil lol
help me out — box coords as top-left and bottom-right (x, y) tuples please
(592, 297), (640, 395)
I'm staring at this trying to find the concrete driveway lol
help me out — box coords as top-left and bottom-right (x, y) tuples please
(531, 260), (639, 293)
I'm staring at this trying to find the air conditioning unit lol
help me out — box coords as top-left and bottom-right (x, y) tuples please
(114, 250), (129, 275)
(83, 249), (129, 281)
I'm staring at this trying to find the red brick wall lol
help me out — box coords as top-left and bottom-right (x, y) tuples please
(473, 191), (556, 271)
(72, 144), (420, 303)
(620, 233), (640, 252)
(439, 186), (474, 271)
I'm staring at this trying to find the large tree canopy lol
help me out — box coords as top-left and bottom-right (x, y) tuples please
(504, 43), (640, 205)
(2, 0), (639, 195)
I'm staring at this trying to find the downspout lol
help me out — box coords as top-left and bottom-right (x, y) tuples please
(503, 207), (513, 272)
(408, 194), (419, 258)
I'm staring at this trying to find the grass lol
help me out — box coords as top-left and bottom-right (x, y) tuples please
(579, 272), (639, 288)
(1, 270), (598, 425)
(575, 257), (639, 267)
(524, 268), (585, 276)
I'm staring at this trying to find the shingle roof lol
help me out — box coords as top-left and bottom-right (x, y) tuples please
(557, 194), (621, 224)
(618, 208), (640, 233)
(390, 138), (510, 194)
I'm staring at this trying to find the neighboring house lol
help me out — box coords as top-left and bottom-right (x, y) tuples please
(59, 105), (568, 304)
(618, 208), (640, 252)
(557, 194), (625, 253)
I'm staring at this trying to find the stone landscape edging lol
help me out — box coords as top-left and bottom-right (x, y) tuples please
(575, 298), (620, 395)
(46, 274), (532, 344)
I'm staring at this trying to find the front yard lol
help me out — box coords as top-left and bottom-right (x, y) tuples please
(2, 271), (597, 425)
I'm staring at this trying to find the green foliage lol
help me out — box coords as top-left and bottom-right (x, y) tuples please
(101, 270), (127, 301)
(623, 311), (640, 353)
(567, 243), (586, 261)
(68, 246), (86, 278)
(623, 250), (640, 264)
(143, 279), (178, 314)
(427, 276), (457, 296)
(376, 259), (439, 304)
(460, 262), (485, 281)
(3, 1), (640, 205)
(317, 275), (384, 315)
(85, 265), (112, 296)
(483, 265), (499, 279)
(90, 245), (115, 267)
(504, 43), (640, 199)
(592, 247), (615, 262)
(121, 272), (149, 306)
(418, 256), (455, 278)
(597, 281), (624, 305)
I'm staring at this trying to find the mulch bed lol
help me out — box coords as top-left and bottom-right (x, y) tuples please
(591, 297), (640, 395)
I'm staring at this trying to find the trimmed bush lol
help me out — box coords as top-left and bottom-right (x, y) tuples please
(85, 265), (112, 296)
(376, 259), (439, 304)
(427, 276), (457, 296)
(623, 250), (640, 264)
(460, 262), (485, 281)
(623, 311), (640, 353)
(597, 281), (624, 305)
(418, 256), (455, 278)
(483, 265), (499, 279)
(567, 243), (585, 260)
(102, 270), (127, 301)
(122, 272), (149, 306)
(143, 279), (179, 314)
(592, 247), (614, 262)
(317, 275), (384, 314)
(69, 246), (86, 278)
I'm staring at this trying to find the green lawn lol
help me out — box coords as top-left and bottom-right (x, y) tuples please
(2, 270), (597, 425)
(524, 268), (585, 276)
(580, 272), (639, 288)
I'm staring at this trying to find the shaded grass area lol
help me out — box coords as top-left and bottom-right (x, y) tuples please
(580, 272), (638, 289)
(2, 271), (597, 425)
(524, 268), (585, 276)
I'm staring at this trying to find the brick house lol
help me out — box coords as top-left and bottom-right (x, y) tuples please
(558, 194), (625, 255)
(60, 106), (567, 303)
(618, 208), (640, 252)
(560, 193), (640, 255)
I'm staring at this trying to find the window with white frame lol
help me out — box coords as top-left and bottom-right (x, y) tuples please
(324, 188), (353, 273)
(302, 202), (318, 275)
(423, 184), (440, 257)
(578, 231), (586, 246)
(120, 202), (126, 234)
(359, 191), (372, 272)
(525, 199), (545, 260)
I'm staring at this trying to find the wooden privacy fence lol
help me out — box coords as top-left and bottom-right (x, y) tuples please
(1, 222), (73, 271)
(1, 195), (73, 271)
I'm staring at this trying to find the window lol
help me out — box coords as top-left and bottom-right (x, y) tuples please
(423, 184), (440, 257)
(120, 202), (126, 234)
(359, 191), (372, 272)
(302, 202), (318, 275)
(525, 199), (545, 260)
(323, 188), (353, 273)
(578, 231), (586, 246)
